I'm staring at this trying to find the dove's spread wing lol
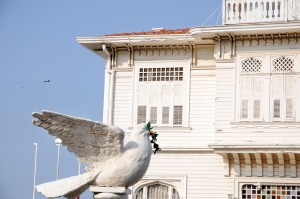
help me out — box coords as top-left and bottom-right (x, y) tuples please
(32, 111), (125, 170)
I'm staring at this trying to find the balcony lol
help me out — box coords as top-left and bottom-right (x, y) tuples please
(223, 0), (299, 24)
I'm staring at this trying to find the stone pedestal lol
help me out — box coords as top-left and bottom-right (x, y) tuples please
(90, 186), (131, 199)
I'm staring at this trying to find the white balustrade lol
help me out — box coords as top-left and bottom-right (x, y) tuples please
(223, 0), (298, 24)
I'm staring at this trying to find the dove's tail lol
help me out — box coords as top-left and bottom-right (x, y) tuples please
(36, 172), (98, 199)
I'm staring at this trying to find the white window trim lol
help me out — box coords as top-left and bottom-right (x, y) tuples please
(132, 175), (187, 199)
(239, 75), (264, 122)
(237, 56), (264, 122)
(133, 65), (189, 127)
(235, 54), (299, 123)
(234, 177), (300, 199)
(270, 74), (296, 122)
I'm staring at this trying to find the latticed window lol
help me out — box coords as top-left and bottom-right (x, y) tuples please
(135, 183), (180, 199)
(239, 55), (298, 122)
(240, 57), (263, 121)
(242, 184), (300, 199)
(139, 67), (183, 82)
(241, 58), (262, 73)
(272, 56), (294, 73)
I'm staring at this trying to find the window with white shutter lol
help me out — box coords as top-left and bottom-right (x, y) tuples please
(150, 107), (157, 124)
(239, 58), (264, 121)
(173, 106), (183, 125)
(271, 75), (295, 121)
(240, 77), (250, 120)
(240, 75), (263, 121)
(137, 106), (146, 124)
(162, 107), (170, 124)
(136, 67), (185, 127)
(238, 55), (298, 122)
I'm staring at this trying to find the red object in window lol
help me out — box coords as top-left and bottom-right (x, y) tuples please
(75, 196), (80, 199)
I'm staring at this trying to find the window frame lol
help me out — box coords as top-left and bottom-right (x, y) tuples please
(134, 182), (180, 199)
(132, 175), (187, 199)
(234, 178), (300, 199)
(134, 65), (188, 127)
(238, 57), (264, 122)
(236, 55), (298, 123)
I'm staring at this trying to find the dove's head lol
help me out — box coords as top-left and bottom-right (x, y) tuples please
(133, 123), (148, 136)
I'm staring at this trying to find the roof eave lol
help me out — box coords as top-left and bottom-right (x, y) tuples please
(77, 34), (208, 58)
(190, 22), (300, 39)
(77, 34), (195, 45)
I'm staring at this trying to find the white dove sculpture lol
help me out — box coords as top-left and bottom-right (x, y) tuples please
(32, 111), (152, 199)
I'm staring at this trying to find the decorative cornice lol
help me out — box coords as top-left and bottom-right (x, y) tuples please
(190, 22), (300, 39)
(209, 143), (300, 153)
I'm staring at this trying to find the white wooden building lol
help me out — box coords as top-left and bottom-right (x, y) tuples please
(77, 0), (300, 198)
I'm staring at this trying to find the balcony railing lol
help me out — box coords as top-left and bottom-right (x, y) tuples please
(223, 0), (298, 24)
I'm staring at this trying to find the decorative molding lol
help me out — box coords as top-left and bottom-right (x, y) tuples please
(243, 153), (252, 177)
(232, 153), (241, 176)
(254, 153), (263, 177)
(220, 153), (230, 177)
(288, 153), (297, 178)
(277, 153), (285, 177)
(265, 153), (274, 177)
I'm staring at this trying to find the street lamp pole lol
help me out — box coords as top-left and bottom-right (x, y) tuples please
(33, 143), (38, 199)
(55, 138), (62, 180)
(78, 158), (81, 175)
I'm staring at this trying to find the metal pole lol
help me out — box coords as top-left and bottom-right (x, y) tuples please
(33, 143), (38, 199)
(78, 158), (81, 175)
(55, 138), (62, 180)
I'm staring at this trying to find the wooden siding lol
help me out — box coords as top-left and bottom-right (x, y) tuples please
(116, 50), (129, 68)
(112, 71), (133, 129)
(145, 153), (233, 199)
(214, 61), (236, 142)
(188, 69), (216, 146)
(215, 47), (300, 144)
(196, 45), (215, 67)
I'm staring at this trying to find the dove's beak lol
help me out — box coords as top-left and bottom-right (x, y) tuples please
(149, 130), (154, 136)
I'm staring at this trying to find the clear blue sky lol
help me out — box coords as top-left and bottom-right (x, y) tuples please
(0, 0), (222, 198)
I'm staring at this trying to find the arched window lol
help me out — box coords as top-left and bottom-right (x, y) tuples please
(135, 182), (180, 199)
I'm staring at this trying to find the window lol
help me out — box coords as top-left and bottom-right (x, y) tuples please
(137, 106), (146, 124)
(135, 183), (180, 199)
(271, 57), (295, 121)
(240, 58), (263, 121)
(242, 184), (300, 199)
(139, 67), (183, 82)
(238, 56), (298, 122)
(136, 66), (185, 126)
(271, 75), (295, 121)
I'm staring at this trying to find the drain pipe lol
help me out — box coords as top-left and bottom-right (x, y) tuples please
(102, 44), (115, 125)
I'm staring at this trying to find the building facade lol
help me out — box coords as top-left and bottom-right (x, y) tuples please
(78, 0), (300, 198)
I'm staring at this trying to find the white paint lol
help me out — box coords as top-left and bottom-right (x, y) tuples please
(32, 111), (152, 199)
